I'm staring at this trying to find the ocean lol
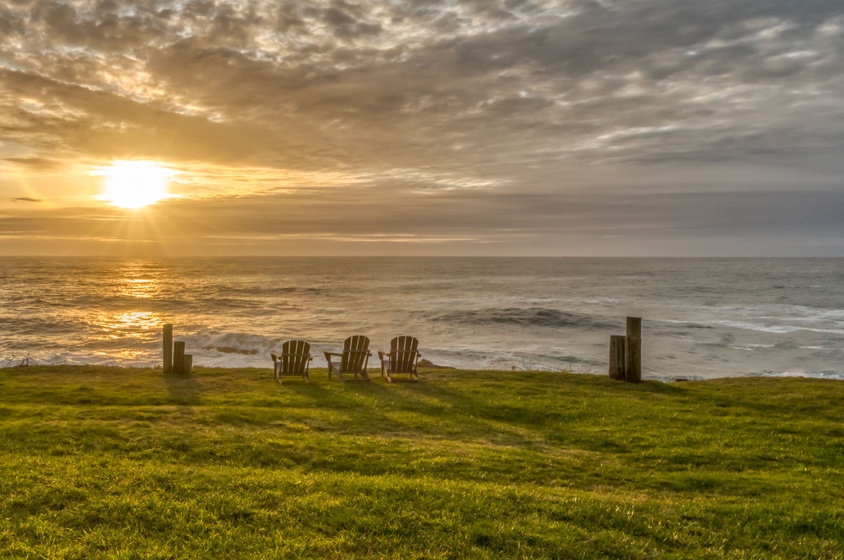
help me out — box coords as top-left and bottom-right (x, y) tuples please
(1, 257), (843, 381)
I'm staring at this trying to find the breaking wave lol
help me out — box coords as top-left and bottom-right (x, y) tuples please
(430, 307), (620, 330)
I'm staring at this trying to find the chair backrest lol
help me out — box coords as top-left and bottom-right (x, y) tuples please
(341, 335), (370, 372)
(389, 336), (419, 373)
(280, 339), (311, 374)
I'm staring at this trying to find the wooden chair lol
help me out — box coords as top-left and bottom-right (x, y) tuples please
(324, 335), (371, 382)
(378, 336), (421, 382)
(271, 339), (312, 384)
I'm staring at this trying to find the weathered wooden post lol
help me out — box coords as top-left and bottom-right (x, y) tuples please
(173, 341), (186, 375)
(625, 317), (642, 383)
(608, 335), (626, 380)
(183, 354), (193, 375)
(163, 324), (173, 373)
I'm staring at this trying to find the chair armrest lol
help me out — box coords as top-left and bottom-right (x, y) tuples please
(324, 351), (341, 379)
(324, 352), (341, 368)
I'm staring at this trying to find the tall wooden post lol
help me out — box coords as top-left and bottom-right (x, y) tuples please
(608, 335), (626, 380)
(173, 341), (186, 375)
(163, 324), (173, 374)
(625, 317), (642, 383)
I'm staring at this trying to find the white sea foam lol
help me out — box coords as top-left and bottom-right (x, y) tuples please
(716, 320), (844, 336)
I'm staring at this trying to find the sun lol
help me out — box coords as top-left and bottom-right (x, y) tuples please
(95, 161), (175, 209)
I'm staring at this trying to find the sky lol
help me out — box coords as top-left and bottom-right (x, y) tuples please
(1, 0), (844, 257)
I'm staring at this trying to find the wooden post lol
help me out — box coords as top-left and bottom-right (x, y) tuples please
(183, 354), (193, 375)
(173, 341), (186, 375)
(626, 316), (642, 339)
(163, 324), (173, 374)
(625, 337), (641, 383)
(609, 335), (626, 380)
(625, 317), (642, 383)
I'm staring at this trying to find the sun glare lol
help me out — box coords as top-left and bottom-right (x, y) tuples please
(95, 161), (175, 209)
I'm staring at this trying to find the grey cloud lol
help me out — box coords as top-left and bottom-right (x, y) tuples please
(0, 4), (26, 36)
(95, 0), (119, 15)
(0, 68), (318, 167)
(183, 0), (217, 19)
(115, 185), (844, 255)
(275, 3), (308, 33)
(149, 180), (844, 243)
(26, 0), (167, 52)
(3, 181), (843, 256)
(3, 157), (60, 170)
(205, 3), (266, 46)
(322, 2), (382, 40)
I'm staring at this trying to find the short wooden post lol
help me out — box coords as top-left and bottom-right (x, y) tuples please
(625, 317), (642, 383)
(609, 335), (626, 380)
(183, 354), (193, 375)
(163, 324), (173, 374)
(625, 337), (641, 383)
(173, 341), (186, 375)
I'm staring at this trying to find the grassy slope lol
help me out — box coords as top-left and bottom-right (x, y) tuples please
(1, 366), (842, 559)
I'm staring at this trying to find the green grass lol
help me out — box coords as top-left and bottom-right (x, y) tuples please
(1, 366), (842, 558)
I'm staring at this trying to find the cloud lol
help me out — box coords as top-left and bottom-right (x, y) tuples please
(1, 0), (843, 255)
(6, 183), (842, 256)
(6, 0), (844, 171)
(10, 197), (43, 203)
(2, 157), (60, 170)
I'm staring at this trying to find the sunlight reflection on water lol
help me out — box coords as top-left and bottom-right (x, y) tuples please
(91, 311), (163, 342)
(116, 262), (163, 299)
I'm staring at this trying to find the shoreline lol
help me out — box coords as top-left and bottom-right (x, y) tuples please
(3, 362), (844, 383)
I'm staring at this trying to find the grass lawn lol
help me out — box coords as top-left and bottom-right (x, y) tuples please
(1, 366), (842, 558)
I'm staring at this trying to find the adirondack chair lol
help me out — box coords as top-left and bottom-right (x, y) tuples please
(378, 336), (421, 382)
(324, 335), (371, 382)
(271, 339), (312, 383)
